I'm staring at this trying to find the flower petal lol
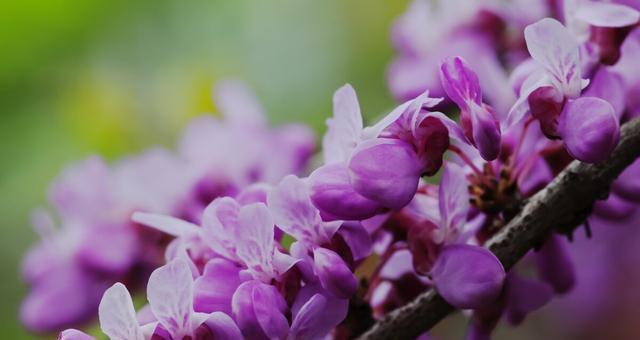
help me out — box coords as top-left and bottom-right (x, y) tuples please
(308, 163), (386, 221)
(313, 248), (358, 299)
(524, 18), (582, 97)
(99, 283), (144, 340)
(147, 258), (194, 338)
(201, 197), (245, 261)
(348, 138), (422, 209)
(430, 244), (505, 309)
(439, 56), (482, 110)
(132, 212), (199, 238)
(232, 280), (288, 340)
(290, 283), (349, 340)
(438, 163), (470, 240)
(58, 329), (96, 340)
(583, 68), (626, 119)
(575, 2), (639, 28)
(558, 97), (620, 163)
(336, 221), (372, 261)
(193, 258), (243, 315)
(267, 175), (324, 244)
(323, 84), (363, 164)
(235, 203), (277, 282)
(468, 103), (501, 161)
(200, 312), (244, 340)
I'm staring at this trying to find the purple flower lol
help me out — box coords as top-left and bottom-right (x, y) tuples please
(388, 0), (520, 114)
(439, 56), (502, 160)
(313, 84), (456, 217)
(430, 244), (505, 309)
(267, 175), (360, 298)
(508, 18), (620, 163)
(134, 198), (298, 284)
(408, 164), (506, 308)
(563, 0), (639, 64)
(58, 258), (242, 340)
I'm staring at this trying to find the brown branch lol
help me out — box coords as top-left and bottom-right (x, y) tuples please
(357, 117), (640, 340)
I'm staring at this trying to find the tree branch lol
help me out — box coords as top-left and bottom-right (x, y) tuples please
(357, 117), (640, 340)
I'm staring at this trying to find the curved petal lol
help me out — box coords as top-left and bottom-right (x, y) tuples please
(232, 280), (288, 340)
(575, 2), (639, 28)
(290, 283), (349, 340)
(147, 258), (194, 338)
(439, 56), (482, 110)
(524, 18), (582, 97)
(235, 203), (277, 282)
(308, 163), (386, 221)
(337, 221), (373, 261)
(193, 258), (243, 315)
(313, 248), (358, 299)
(558, 97), (620, 163)
(469, 103), (501, 161)
(267, 175), (323, 243)
(201, 312), (244, 340)
(583, 68), (626, 119)
(430, 244), (505, 309)
(132, 212), (199, 238)
(288, 294), (327, 340)
(58, 329), (96, 340)
(323, 84), (363, 164)
(201, 197), (241, 260)
(438, 163), (470, 240)
(99, 283), (144, 340)
(348, 138), (422, 209)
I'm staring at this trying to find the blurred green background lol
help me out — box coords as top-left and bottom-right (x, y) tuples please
(0, 0), (408, 337)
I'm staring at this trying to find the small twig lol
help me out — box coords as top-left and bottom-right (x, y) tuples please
(357, 117), (640, 340)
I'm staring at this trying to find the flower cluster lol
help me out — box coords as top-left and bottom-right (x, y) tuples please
(17, 1), (640, 339)
(21, 80), (314, 333)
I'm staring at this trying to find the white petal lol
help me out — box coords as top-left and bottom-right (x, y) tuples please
(524, 18), (582, 97)
(147, 258), (195, 338)
(99, 283), (144, 340)
(235, 203), (276, 282)
(132, 212), (199, 238)
(575, 2), (639, 28)
(267, 175), (323, 244)
(323, 84), (364, 163)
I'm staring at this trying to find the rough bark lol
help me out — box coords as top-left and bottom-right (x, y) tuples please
(357, 117), (640, 340)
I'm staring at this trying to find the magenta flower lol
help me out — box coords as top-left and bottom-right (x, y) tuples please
(58, 258), (242, 340)
(312, 84), (456, 219)
(439, 56), (502, 160)
(508, 18), (621, 163)
(268, 175), (361, 298)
